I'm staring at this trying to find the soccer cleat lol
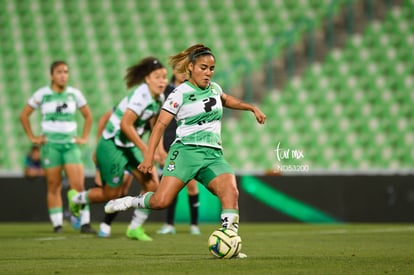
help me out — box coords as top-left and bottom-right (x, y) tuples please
(98, 223), (111, 238)
(67, 189), (81, 217)
(233, 252), (247, 259)
(190, 225), (201, 235)
(53, 225), (63, 233)
(80, 224), (96, 234)
(126, 226), (153, 241)
(104, 196), (134, 213)
(70, 215), (81, 230)
(157, 224), (176, 235)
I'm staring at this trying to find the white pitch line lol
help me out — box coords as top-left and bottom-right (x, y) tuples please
(34, 236), (67, 241)
(34, 235), (95, 241)
(257, 226), (414, 236)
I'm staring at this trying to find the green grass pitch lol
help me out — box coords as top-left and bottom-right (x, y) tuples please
(1, 223), (414, 274)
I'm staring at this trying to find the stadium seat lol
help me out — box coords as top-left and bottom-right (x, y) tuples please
(2, 0), (408, 173)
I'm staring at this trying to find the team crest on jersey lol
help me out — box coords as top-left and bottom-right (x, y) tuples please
(112, 176), (120, 184)
(169, 100), (179, 109)
(167, 161), (175, 171)
(133, 102), (143, 108)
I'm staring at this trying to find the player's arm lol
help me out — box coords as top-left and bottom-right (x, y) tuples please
(149, 115), (168, 166)
(120, 108), (148, 153)
(20, 104), (45, 144)
(76, 105), (93, 144)
(25, 166), (44, 178)
(93, 109), (112, 185)
(221, 92), (266, 124)
(97, 110), (112, 140)
(138, 110), (174, 173)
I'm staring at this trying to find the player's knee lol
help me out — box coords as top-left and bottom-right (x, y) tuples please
(47, 182), (61, 194)
(149, 194), (171, 210)
(187, 182), (198, 195)
(105, 190), (123, 201)
(48, 187), (61, 196)
(221, 184), (239, 205)
(229, 185), (239, 200)
(104, 193), (118, 201)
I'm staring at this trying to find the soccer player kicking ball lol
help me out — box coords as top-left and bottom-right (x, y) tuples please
(105, 44), (266, 258)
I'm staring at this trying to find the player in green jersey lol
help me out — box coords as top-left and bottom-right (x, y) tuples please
(105, 44), (266, 257)
(68, 57), (168, 240)
(20, 60), (94, 233)
(157, 59), (201, 236)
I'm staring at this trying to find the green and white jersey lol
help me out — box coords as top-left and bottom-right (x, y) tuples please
(162, 81), (223, 149)
(27, 86), (87, 143)
(102, 83), (164, 148)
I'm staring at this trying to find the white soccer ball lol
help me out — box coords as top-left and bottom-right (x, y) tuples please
(208, 228), (242, 259)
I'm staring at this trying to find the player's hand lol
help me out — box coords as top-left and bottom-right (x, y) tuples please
(252, 107), (266, 124)
(31, 135), (46, 145)
(74, 137), (87, 144)
(138, 157), (154, 174)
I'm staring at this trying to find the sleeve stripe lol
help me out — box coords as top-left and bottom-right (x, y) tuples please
(162, 108), (176, 116)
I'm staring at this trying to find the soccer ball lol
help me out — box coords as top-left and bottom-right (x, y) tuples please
(208, 228), (242, 259)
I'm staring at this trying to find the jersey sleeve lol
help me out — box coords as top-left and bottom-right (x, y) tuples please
(162, 88), (182, 115)
(72, 88), (87, 108)
(127, 90), (147, 116)
(27, 89), (44, 109)
(211, 82), (223, 96)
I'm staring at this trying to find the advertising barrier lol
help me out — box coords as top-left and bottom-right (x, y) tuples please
(1, 175), (413, 223)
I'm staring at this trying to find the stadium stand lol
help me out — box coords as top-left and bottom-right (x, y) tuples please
(245, 2), (414, 172)
(0, 0), (411, 174)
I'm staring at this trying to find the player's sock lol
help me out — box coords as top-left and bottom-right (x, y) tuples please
(189, 194), (199, 226)
(129, 208), (151, 230)
(131, 192), (154, 208)
(221, 209), (239, 233)
(98, 222), (111, 237)
(104, 212), (118, 226)
(49, 207), (63, 228)
(99, 204), (117, 237)
(80, 204), (91, 226)
(72, 191), (90, 204)
(166, 197), (177, 225)
(79, 205), (96, 233)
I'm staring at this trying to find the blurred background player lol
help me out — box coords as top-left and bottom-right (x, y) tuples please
(105, 44), (266, 258)
(23, 144), (45, 178)
(20, 60), (94, 233)
(93, 109), (134, 237)
(67, 57), (168, 240)
(157, 61), (200, 235)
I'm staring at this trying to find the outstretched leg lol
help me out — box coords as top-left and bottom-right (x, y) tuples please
(105, 176), (184, 213)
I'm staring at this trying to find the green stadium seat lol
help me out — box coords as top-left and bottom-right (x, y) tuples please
(2, 0), (409, 173)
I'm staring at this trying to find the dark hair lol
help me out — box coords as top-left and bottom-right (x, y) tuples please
(189, 48), (215, 62)
(50, 60), (67, 74)
(124, 57), (164, 89)
(169, 44), (214, 78)
(169, 75), (176, 84)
